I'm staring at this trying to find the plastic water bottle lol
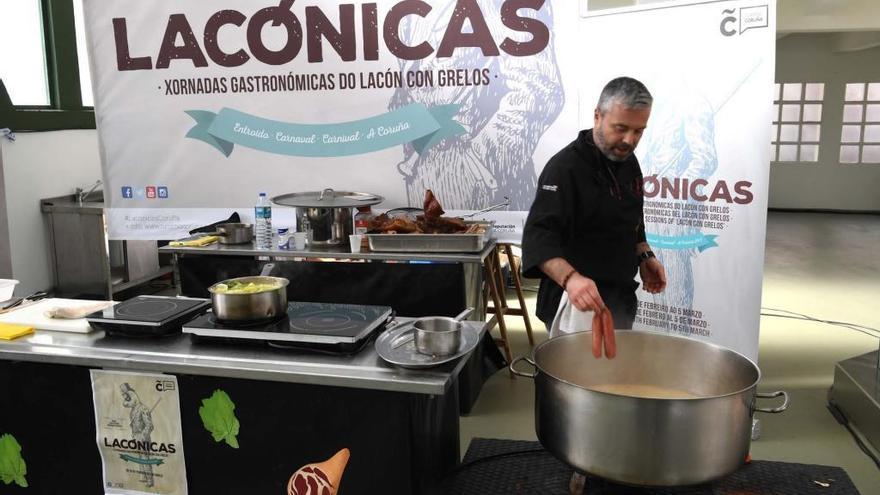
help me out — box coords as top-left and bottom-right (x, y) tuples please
(255, 192), (273, 249)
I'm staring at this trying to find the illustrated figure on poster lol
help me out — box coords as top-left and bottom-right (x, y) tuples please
(637, 84), (717, 315)
(390, 0), (564, 210)
(120, 383), (156, 488)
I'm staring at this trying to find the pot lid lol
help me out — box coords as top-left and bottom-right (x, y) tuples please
(272, 189), (384, 208)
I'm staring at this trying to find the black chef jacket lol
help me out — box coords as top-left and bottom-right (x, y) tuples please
(522, 129), (646, 326)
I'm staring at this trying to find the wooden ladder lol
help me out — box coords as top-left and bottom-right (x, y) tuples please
(484, 243), (535, 366)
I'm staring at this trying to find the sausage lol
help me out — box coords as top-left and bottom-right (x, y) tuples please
(602, 309), (617, 359)
(591, 310), (604, 358)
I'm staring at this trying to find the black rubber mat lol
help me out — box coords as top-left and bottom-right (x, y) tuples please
(444, 438), (861, 494)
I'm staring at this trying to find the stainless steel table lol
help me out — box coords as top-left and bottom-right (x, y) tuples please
(0, 322), (487, 494)
(160, 240), (496, 320)
(0, 320), (485, 395)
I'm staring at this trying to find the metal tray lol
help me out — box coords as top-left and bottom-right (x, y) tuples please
(367, 222), (493, 253)
(375, 322), (481, 369)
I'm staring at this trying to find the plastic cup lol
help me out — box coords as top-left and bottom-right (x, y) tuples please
(292, 232), (308, 250)
(349, 234), (363, 253)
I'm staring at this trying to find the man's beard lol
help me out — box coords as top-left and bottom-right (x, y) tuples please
(594, 129), (633, 162)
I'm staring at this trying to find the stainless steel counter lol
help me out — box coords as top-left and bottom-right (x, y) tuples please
(0, 319), (485, 396)
(160, 239), (496, 263)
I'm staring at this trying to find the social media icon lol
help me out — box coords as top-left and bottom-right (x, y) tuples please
(157, 186), (169, 199)
(146, 186), (157, 199)
(135, 188), (146, 199)
(121, 186), (133, 199)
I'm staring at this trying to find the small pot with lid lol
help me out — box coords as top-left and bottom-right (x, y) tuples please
(272, 189), (383, 246)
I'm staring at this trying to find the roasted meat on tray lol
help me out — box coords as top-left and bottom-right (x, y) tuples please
(368, 190), (473, 234)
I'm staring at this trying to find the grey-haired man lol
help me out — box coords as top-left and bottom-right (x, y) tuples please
(522, 77), (667, 347)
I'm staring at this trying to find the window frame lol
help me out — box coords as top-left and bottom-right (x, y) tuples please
(839, 82), (880, 164)
(770, 82), (824, 164)
(0, 0), (95, 131)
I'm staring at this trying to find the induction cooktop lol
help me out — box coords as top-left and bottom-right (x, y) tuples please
(182, 301), (393, 345)
(86, 295), (211, 336)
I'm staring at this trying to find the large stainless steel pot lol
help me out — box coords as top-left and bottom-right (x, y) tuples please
(510, 331), (789, 487)
(272, 189), (383, 246)
(207, 264), (289, 321)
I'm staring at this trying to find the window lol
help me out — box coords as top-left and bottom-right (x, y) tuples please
(0, 0), (95, 131)
(0, 1), (50, 106)
(771, 83), (824, 163)
(73, 0), (93, 107)
(840, 82), (880, 164)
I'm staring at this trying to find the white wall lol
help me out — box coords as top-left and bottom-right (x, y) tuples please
(770, 34), (880, 211)
(0, 130), (102, 296)
(0, 150), (12, 279)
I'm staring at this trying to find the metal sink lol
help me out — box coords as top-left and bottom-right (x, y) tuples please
(40, 191), (105, 215)
(40, 191), (170, 298)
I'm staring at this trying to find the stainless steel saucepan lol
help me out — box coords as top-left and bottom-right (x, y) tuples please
(205, 222), (253, 245)
(208, 263), (289, 321)
(391, 307), (474, 355)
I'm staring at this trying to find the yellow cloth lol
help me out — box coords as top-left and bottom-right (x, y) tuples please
(169, 235), (219, 247)
(0, 323), (34, 340)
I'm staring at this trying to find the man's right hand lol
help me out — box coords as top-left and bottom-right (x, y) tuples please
(565, 273), (606, 313)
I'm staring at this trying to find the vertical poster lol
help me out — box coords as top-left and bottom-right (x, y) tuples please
(580, 0), (776, 359)
(91, 370), (187, 495)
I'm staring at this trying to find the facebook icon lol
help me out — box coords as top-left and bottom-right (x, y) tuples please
(121, 186), (133, 199)
(157, 186), (169, 199)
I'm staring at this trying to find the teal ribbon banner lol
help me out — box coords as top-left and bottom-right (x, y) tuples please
(646, 232), (719, 252)
(119, 454), (165, 466)
(185, 103), (464, 157)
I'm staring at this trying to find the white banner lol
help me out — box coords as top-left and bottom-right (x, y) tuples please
(82, 0), (581, 239)
(581, 0), (775, 359)
(91, 370), (187, 495)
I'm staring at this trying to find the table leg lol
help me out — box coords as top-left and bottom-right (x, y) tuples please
(171, 254), (182, 296)
(503, 244), (534, 346)
(485, 249), (512, 364)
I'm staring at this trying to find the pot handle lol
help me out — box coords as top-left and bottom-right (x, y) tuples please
(509, 355), (537, 379)
(318, 188), (335, 201)
(754, 391), (790, 414)
(260, 263), (276, 277)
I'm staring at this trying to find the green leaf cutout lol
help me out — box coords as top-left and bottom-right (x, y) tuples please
(199, 390), (240, 449)
(0, 433), (28, 487)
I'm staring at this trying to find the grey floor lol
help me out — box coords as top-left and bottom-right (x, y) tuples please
(461, 211), (880, 494)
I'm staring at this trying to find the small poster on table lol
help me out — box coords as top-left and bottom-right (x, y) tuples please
(90, 370), (187, 495)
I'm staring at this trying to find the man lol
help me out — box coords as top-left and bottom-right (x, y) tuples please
(522, 76), (667, 340)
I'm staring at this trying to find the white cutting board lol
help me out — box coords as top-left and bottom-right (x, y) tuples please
(0, 298), (115, 333)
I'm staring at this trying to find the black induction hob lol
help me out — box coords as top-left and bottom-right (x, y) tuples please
(182, 301), (393, 346)
(86, 295), (212, 337)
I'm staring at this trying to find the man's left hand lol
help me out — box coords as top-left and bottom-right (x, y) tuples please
(640, 258), (667, 293)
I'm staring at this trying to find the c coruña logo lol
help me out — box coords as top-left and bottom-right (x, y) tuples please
(720, 5), (769, 37)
